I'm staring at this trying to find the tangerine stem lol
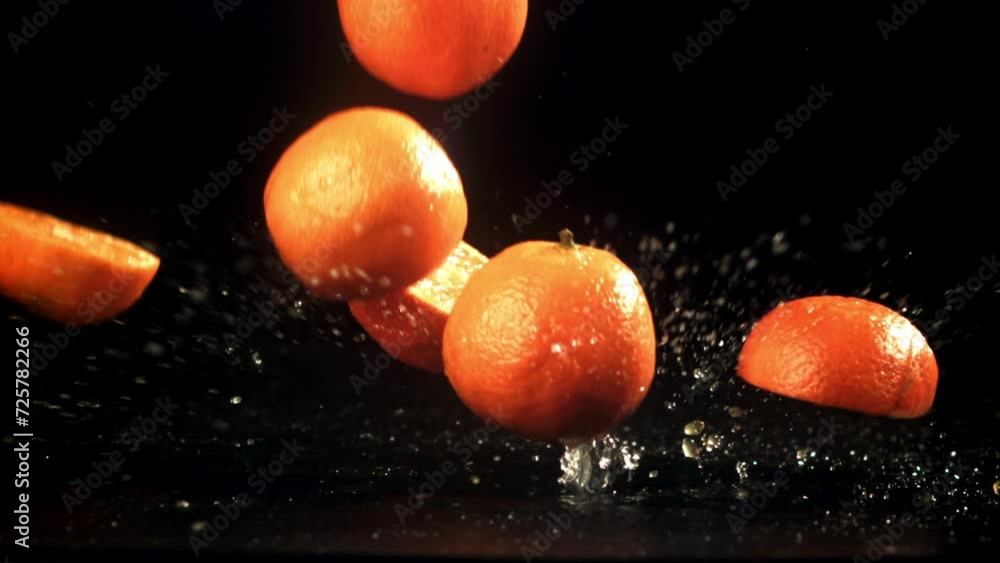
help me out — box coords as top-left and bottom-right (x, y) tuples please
(558, 228), (576, 249)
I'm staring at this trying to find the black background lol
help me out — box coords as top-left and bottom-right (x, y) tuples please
(3, 1), (998, 562)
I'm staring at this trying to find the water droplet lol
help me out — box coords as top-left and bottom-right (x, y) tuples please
(558, 435), (638, 493)
(682, 438), (701, 459)
(551, 343), (563, 353)
(648, 470), (659, 479)
(684, 420), (705, 436)
(175, 500), (190, 509)
(143, 342), (165, 357)
(993, 481), (1000, 496)
(736, 461), (749, 480)
(229, 396), (243, 405)
(469, 475), (481, 485)
(796, 448), (813, 461)
(727, 406), (747, 418)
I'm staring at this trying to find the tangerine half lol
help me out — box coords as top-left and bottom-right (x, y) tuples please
(350, 241), (488, 372)
(0, 202), (160, 324)
(738, 296), (938, 418)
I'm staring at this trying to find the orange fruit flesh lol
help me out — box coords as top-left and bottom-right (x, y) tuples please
(737, 296), (938, 418)
(0, 202), (160, 324)
(349, 241), (488, 372)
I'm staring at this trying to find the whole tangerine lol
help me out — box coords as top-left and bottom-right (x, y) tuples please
(443, 230), (657, 442)
(338, 0), (528, 99)
(264, 106), (468, 301)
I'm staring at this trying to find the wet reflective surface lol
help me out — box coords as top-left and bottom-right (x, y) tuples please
(9, 215), (999, 560)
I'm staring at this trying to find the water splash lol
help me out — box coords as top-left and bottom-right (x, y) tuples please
(558, 435), (640, 494)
